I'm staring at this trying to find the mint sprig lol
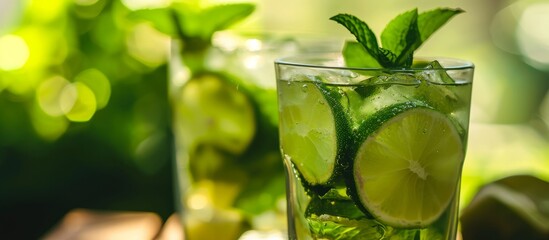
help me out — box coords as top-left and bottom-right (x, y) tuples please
(331, 8), (464, 69)
(380, 9), (421, 67)
(129, 3), (254, 52)
(171, 3), (254, 42)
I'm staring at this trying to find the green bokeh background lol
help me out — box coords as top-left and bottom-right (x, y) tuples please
(1, 0), (548, 239)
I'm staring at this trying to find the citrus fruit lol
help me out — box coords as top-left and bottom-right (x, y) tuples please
(352, 105), (464, 228)
(278, 80), (350, 185)
(176, 72), (256, 155)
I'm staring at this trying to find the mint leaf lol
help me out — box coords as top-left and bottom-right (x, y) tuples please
(332, 8), (464, 69)
(171, 3), (254, 41)
(306, 195), (365, 220)
(170, 3), (202, 39)
(418, 8), (464, 43)
(130, 3), (254, 44)
(307, 215), (385, 240)
(199, 3), (255, 39)
(319, 188), (351, 201)
(128, 8), (177, 36)
(330, 14), (381, 66)
(378, 48), (398, 68)
(381, 8), (421, 67)
(342, 41), (381, 68)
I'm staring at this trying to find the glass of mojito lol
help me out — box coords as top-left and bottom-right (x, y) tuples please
(275, 53), (474, 239)
(169, 32), (297, 240)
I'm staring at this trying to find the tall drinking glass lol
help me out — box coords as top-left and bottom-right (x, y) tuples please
(275, 53), (474, 240)
(169, 33), (297, 240)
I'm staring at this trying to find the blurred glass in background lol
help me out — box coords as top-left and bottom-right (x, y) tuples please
(0, 0), (548, 239)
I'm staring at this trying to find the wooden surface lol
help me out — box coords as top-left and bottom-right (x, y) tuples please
(42, 209), (183, 240)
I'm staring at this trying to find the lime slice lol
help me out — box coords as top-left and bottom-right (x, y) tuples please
(353, 105), (464, 228)
(278, 80), (350, 185)
(176, 72), (255, 155)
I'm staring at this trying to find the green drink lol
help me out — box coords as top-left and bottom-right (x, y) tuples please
(170, 33), (296, 240)
(275, 54), (474, 239)
(130, 2), (297, 238)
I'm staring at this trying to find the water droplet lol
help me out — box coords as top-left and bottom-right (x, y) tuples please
(301, 84), (308, 92)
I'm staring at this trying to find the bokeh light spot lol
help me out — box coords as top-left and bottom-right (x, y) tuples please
(60, 82), (97, 122)
(31, 103), (69, 141)
(28, 0), (67, 23)
(59, 83), (78, 114)
(37, 76), (71, 117)
(135, 132), (166, 175)
(243, 55), (260, 69)
(517, 3), (549, 70)
(74, 68), (111, 109)
(0, 35), (29, 71)
(245, 39), (262, 52)
(127, 23), (169, 67)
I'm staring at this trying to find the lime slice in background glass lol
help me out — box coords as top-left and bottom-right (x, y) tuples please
(353, 106), (464, 228)
(177, 73), (255, 155)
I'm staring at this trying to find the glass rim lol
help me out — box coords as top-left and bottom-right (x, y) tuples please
(275, 52), (475, 71)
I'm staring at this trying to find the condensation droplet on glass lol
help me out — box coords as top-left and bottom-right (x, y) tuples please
(301, 84), (308, 92)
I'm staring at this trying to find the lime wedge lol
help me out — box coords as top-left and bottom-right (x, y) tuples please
(353, 105), (464, 228)
(176, 73), (255, 155)
(278, 80), (350, 185)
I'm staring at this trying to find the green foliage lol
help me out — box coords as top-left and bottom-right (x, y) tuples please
(330, 14), (382, 68)
(128, 8), (177, 36)
(342, 41), (382, 68)
(307, 214), (386, 240)
(0, 0), (176, 238)
(130, 3), (254, 51)
(305, 188), (366, 220)
(331, 8), (463, 68)
(380, 9), (421, 67)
